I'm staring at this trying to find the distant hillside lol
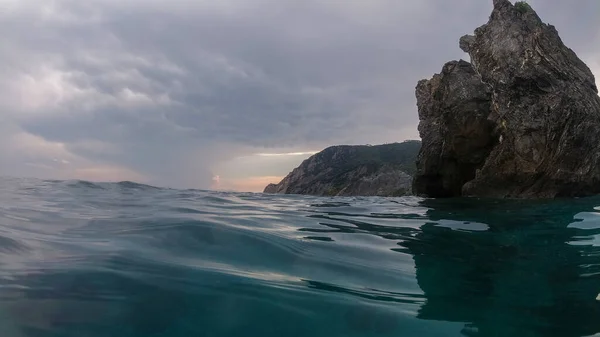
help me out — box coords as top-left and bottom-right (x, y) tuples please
(263, 140), (421, 197)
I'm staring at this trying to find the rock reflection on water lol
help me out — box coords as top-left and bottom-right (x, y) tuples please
(399, 198), (600, 337)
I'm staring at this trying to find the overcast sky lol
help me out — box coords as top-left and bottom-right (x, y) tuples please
(1, 0), (598, 191)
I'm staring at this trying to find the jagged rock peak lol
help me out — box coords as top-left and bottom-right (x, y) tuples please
(492, 0), (509, 8)
(413, 0), (600, 198)
(461, 0), (596, 93)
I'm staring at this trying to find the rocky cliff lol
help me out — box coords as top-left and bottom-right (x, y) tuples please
(414, 0), (600, 198)
(264, 141), (420, 197)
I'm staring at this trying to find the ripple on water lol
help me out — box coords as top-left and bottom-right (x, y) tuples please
(2, 177), (600, 337)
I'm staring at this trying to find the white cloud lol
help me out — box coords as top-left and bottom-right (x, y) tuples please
(10, 67), (81, 111)
(0, 122), (147, 182)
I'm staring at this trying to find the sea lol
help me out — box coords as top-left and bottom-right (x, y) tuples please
(1, 176), (600, 337)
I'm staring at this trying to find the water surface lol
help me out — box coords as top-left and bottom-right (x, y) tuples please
(1, 177), (600, 337)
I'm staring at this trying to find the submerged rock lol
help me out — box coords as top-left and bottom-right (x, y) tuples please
(263, 141), (420, 197)
(414, 0), (600, 198)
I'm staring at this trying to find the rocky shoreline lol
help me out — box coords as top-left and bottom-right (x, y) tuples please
(263, 142), (420, 197)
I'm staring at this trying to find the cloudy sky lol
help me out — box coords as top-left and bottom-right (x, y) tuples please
(0, 0), (598, 191)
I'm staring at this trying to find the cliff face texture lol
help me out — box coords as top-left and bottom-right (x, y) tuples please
(414, 0), (600, 198)
(413, 60), (495, 197)
(264, 141), (420, 197)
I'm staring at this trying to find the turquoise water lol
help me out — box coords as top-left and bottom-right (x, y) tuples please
(1, 177), (600, 337)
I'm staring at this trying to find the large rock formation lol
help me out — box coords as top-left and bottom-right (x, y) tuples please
(414, 0), (600, 198)
(264, 141), (420, 197)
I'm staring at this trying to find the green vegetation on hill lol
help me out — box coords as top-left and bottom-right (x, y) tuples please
(515, 1), (531, 14)
(297, 140), (421, 195)
(315, 140), (421, 175)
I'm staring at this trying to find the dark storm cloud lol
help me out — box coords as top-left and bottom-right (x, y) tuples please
(0, 0), (598, 187)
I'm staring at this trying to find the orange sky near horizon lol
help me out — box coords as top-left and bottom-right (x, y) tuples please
(212, 175), (284, 193)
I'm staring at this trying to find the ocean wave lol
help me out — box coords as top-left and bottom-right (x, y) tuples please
(2, 177), (600, 336)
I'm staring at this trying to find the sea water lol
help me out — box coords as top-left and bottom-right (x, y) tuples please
(1, 176), (600, 337)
